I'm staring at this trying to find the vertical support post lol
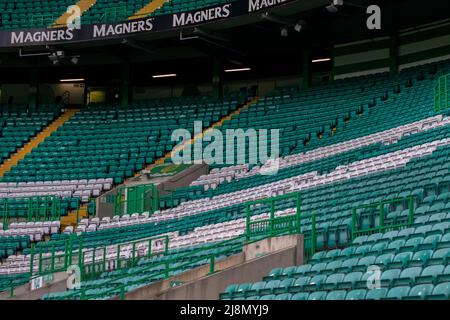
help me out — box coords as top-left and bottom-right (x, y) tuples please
(2, 199), (7, 230)
(408, 196), (414, 226)
(30, 244), (35, 275)
(209, 255), (215, 275)
(164, 261), (169, 278)
(44, 196), (48, 221)
(51, 242), (55, 273)
(120, 286), (125, 300)
(311, 213), (316, 255)
(92, 247), (96, 276)
(68, 235), (73, 267)
(38, 247), (43, 274)
(164, 236), (169, 255)
(78, 238), (84, 278)
(148, 239), (152, 258)
(116, 244), (121, 269)
(351, 208), (357, 241)
(102, 247), (107, 273)
(58, 197), (62, 220)
(270, 198), (275, 236)
(296, 192), (301, 233)
(27, 198), (32, 222)
(64, 238), (69, 269)
(379, 202), (385, 233)
(245, 204), (251, 241)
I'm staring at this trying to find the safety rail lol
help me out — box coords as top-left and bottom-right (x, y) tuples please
(246, 192), (302, 240)
(1, 196), (63, 230)
(113, 183), (159, 216)
(434, 73), (449, 112)
(3, 234), (170, 299)
(351, 196), (416, 240)
(83, 227), (307, 301)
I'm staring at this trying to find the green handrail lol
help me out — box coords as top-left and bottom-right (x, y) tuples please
(351, 196), (416, 240)
(1, 196), (62, 230)
(246, 191), (302, 240)
(434, 73), (450, 112)
(82, 227), (305, 301)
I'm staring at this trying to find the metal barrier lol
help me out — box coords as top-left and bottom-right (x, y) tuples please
(245, 192), (302, 240)
(85, 228), (306, 301)
(113, 183), (159, 216)
(351, 196), (415, 240)
(1, 196), (62, 230)
(434, 74), (450, 112)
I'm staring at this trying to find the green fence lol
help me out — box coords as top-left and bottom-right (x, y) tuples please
(1, 196), (62, 230)
(25, 234), (170, 279)
(6, 234), (171, 297)
(85, 228), (308, 301)
(351, 196), (415, 240)
(245, 192), (302, 240)
(434, 74), (450, 112)
(114, 183), (159, 216)
(303, 214), (317, 261)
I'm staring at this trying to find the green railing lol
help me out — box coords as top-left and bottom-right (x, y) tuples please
(114, 183), (159, 216)
(84, 227), (308, 301)
(28, 234), (170, 279)
(303, 214), (317, 261)
(5, 234), (170, 298)
(1, 196), (62, 230)
(434, 74), (450, 112)
(351, 196), (415, 240)
(246, 192), (302, 240)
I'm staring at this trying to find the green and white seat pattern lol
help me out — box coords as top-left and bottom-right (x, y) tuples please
(221, 216), (450, 300)
(0, 107), (60, 164)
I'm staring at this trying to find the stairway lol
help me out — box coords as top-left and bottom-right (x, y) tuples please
(140, 97), (259, 174)
(61, 204), (88, 229)
(0, 109), (79, 178)
(51, 0), (97, 27)
(128, 0), (168, 20)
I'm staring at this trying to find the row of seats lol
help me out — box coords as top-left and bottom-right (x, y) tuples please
(1, 95), (243, 184)
(219, 283), (450, 300)
(0, 108), (60, 163)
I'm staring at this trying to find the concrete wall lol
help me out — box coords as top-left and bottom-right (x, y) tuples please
(120, 234), (304, 300)
(96, 164), (208, 218)
(0, 272), (68, 301)
(154, 246), (301, 300)
(0, 84), (30, 104)
(157, 164), (208, 193)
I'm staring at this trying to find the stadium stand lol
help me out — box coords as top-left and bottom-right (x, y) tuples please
(0, 56), (447, 300)
(0, 106), (61, 165)
(0, 0), (449, 307)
